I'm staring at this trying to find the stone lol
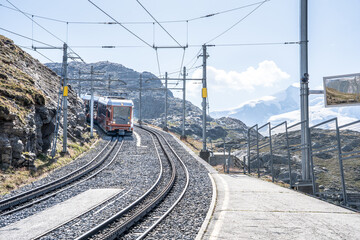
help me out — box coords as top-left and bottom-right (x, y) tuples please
(11, 138), (24, 159)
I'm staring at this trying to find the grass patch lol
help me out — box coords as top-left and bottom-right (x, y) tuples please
(0, 132), (99, 196)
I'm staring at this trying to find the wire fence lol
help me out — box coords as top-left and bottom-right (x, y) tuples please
(246, 117), (360, 208)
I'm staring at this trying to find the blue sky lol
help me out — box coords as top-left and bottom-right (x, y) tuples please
(1, 0), (360, 111)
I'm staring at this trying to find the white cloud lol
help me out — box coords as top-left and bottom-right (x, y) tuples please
(190, 60), (290, 96)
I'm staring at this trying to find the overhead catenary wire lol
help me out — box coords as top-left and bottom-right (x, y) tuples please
(5, 0), (85, 63)
(206, 0), (269, 44)
(88, 0), (153, 48)
(0, 2), (268, 25)
(155, 49), (162, 77)
(19, 45), (56, 63)
(136, 0), (183, 48)
(6, 0), (64, 44)
(0, 27), (57, 48)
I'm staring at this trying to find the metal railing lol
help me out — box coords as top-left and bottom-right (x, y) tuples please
(247, 117), (360, 207)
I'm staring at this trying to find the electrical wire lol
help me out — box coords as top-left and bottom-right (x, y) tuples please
(189, 41), (299, 47)
(88, 0), (153, 48)
(19, 45), (56, 63)
(5, 0), (85, 63)
(6, 0), (64, 44)
(206, 0), (269, 43)
(0, 27), (57, 48)
(155, 49), (162, 77)
(178, 48), (186, 78)
(0, 2), (268, 25)
(136, 0), (182, 47)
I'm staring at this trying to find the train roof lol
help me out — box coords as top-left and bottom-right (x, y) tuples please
(81, 95), (100, 101)
(98, 97), (134, 107)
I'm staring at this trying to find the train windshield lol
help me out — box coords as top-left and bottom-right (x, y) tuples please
(113, 106), (131, 124)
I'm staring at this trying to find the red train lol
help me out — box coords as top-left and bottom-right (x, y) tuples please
(82, 95), (134, 136)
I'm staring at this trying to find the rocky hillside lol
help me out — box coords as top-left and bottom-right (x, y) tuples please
(45, 61), (203, 120)
(46, 61), (256, 143)
(0, 35), (87, 169)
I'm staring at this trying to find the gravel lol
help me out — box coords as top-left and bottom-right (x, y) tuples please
(0, 126), (213, 240)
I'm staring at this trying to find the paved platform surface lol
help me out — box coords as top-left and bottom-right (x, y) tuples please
(0, 188), (122, 240)
(203, 174), (360, 240)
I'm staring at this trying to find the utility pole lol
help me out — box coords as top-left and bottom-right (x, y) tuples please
(139, 74), (142, 125)
(300, 0), (310, 182)
(78, 70), (81, 98)
(181, 67), (187, 140)
(199, 44), (211, 161)
(62, 43), (68, 153)
(163, 72), (168, 131)
(90, 66), (94, 138)
(108, 74), (111, 93)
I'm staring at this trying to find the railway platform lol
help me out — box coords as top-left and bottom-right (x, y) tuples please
(199, 173), (360, 240)
(171, 133), (360, 240)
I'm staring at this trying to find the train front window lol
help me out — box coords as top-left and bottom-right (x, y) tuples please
(113, 106), (131, 124)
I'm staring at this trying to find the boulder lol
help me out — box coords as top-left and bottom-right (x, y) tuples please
(11, 138), (24, 160)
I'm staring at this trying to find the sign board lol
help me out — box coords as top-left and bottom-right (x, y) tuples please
(63, 86), (68, 97)
(323, 73), (360, 107)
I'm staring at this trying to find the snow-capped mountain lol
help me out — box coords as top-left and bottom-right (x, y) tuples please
(211, 83), (360, 127)
(269, 95), (360, 127)
(210, 83), (300, 126)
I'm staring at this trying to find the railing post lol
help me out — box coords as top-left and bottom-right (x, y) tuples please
(269, 123), (274, 182)
(285, 122), (293, 188)
(336, 119), (348, 205)
(247, 129), (251, 174)
(256, 124), (260, 178)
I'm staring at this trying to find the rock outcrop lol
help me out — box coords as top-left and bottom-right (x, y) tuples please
(0, 35), (86, 169)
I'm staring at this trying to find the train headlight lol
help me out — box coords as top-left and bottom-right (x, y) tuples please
(127, 122), (130, 124)
(112, 121), (115, 124)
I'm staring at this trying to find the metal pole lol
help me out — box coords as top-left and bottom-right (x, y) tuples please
(51, 46), (66, 158)
(247, 129), (251, 174)
(227, 147), (231, 174)
(164, 72), (168, 131)
(78, 70), (81, 97)
(285, 122), (293, 188)
(336, 119), (348, 205)
(62, 43), (68, 153)
(223, 137), (226, 173)
(300, 0), (310, 181)
(269, 123), (274, 182)
(139, 74), (142, 125)
(108, 75), (111, 93)
(256, 125), (260, 178)
(90, 66), (94, 138)
(181, 67), (186, 139)
(202, 44), (207, 151)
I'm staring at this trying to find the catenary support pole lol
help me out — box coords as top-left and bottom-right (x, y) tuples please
(202, 45), (207, 151)
(139, 74), (142, 125)
(181, 67), (186, 139)
(164, 72), (168, 131)
(78, 70), (81, 97)
(300, 0), (310, 181)
(51, 45), (67, 158)
(62, 43), (68, 153)
(199, 44), (210, 161)
(90, 66), (94, 138)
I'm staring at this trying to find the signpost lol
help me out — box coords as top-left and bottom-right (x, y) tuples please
(323, 73), (360, 107)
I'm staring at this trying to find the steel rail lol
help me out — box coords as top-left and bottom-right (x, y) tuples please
(136, 126), (190, 239)
(0, 138), (115, 213)
(32, 138), (125, 240)
(2, 138), (122, 216)
(75, 128), (170, 240)
(97, 127), (179, 239)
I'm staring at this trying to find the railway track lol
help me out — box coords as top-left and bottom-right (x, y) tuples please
(1, 125), (212, 240)
(70, 126), (189, 240)
(0, 137), (120, 215)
